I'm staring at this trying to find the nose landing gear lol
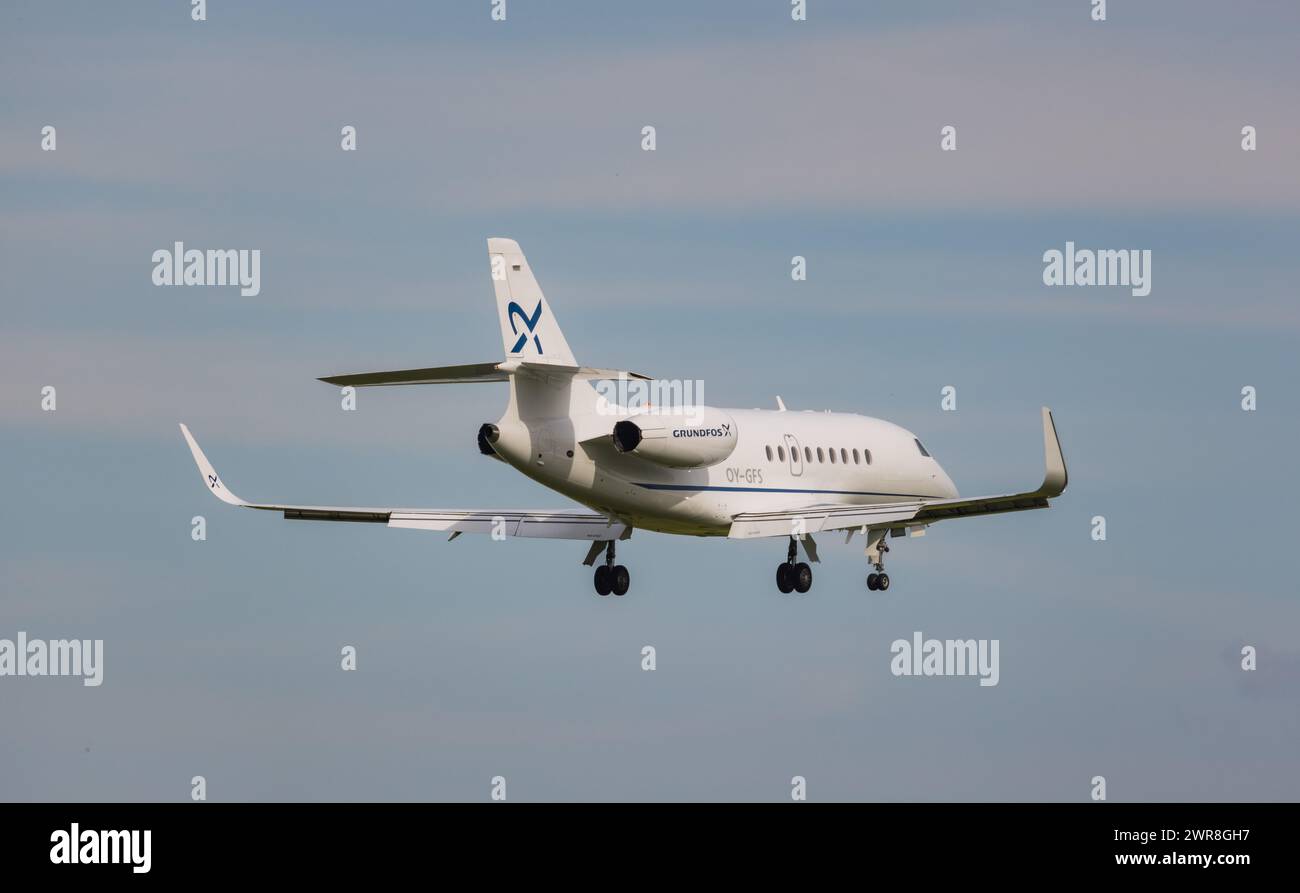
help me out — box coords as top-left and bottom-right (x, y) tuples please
(776, 537), (813, 594)
(866, 536), (890, 591)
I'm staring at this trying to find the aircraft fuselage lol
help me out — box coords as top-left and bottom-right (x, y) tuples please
(492, 407), (959, 536)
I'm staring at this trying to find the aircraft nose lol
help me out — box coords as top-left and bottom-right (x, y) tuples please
(935, 465), (959, 498)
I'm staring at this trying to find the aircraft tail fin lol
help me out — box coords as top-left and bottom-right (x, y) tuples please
(487, 238), (577, 367)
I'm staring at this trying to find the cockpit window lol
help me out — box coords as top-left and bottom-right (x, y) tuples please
(915, 438), (931, 457)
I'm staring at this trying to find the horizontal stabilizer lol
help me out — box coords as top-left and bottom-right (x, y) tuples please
(318, 362), (652, 388)
(319, 362), (508, 387)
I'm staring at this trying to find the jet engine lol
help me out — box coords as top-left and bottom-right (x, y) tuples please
(611, 410), (737, 468)
(477, 422), (504, 461)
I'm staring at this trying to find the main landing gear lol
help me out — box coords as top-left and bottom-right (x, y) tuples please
(866, 538), (891, 591)
(775, 537), (813, 595)
(593, 540), (630, 597)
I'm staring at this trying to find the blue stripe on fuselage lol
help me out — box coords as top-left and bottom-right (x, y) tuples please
(633, 482), (935, 498)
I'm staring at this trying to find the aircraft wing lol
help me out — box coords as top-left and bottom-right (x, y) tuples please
(319, 362), (508, 387)
(728, 407), (1067, 539)
(179, 424), (626, 541)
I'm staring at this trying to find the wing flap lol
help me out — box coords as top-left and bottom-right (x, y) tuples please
(912, 494), (1048, 523)
(284, 509), (390, 523)
(389, 511), (625, 540)
(729, 502), (925, 539)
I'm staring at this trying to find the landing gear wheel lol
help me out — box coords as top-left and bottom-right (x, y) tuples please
(875, 572), (890, 591)
(611, 565), (630, 596)
(776, 562), (795, 594)
(867, 573), (879, 590)
(594, 565), (612, 596)
(793, 562), (813, 594)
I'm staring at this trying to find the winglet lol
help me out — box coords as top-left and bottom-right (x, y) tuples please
(1038, 407), (1068, 498)
(179, 423), (248, 506)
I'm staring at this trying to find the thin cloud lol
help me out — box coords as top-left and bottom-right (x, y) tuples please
(3, 26), (1296, 213)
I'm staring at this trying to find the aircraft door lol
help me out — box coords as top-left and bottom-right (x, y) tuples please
(783, 433), (803, 477)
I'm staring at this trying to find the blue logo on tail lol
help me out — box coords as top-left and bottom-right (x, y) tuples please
(507, 301), (544, 354)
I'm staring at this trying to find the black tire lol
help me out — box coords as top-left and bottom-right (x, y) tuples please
(793, 562), (813, 593)
(611, 565), (631, 596)
(867, 573), (879, 590)
(876, 572), (890, 591)
(776, 562), (795, 593)
(594, 565), (612, 596)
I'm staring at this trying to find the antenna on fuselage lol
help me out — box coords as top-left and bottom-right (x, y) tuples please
(775, 396), (787, 412)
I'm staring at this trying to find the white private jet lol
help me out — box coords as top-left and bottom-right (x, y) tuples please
(181, 238), (1067, 597)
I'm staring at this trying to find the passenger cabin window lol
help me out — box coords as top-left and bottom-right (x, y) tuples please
(852, 448), (860, 464)
(840, 448), (848, 464)
(816, 447), (824, 463)
(829, 448), (836, 464)
(765, 445), (773, 461)
(777, 445), (786, 462)
(805, 447), (812, 463)
(915, 438), (931, 457)
(863, 448), (872, 464)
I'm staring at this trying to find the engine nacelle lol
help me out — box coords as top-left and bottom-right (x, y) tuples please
(611, 410), (737, 468)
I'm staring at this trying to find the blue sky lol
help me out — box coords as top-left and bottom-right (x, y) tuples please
(2, 1), (1298, 801)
